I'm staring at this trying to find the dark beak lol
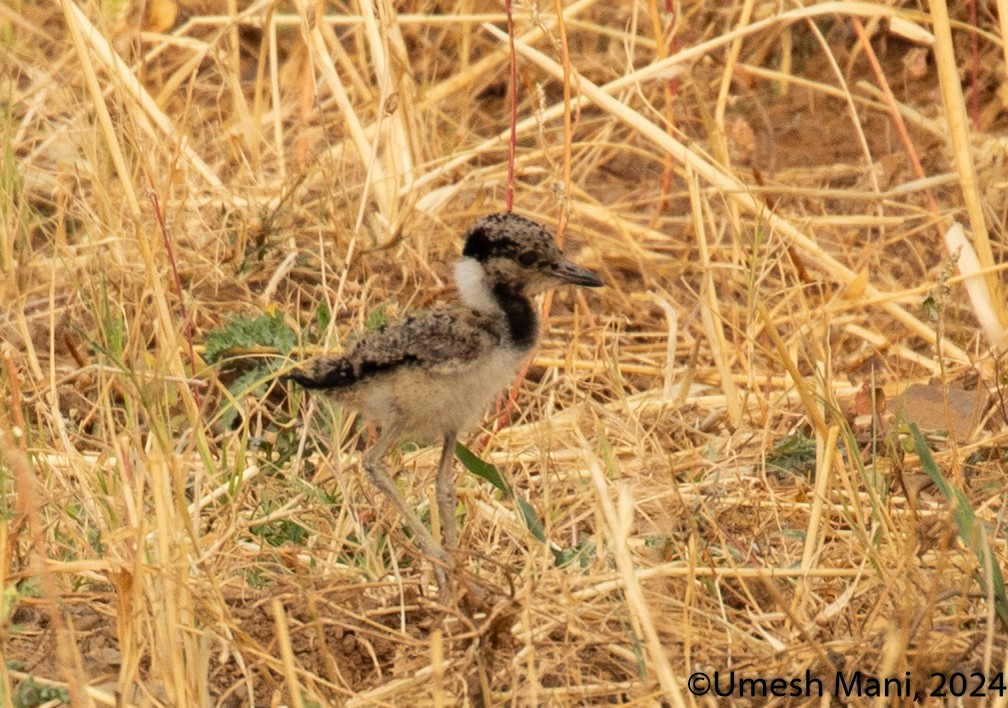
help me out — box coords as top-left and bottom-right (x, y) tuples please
(554, 257), (603, 287)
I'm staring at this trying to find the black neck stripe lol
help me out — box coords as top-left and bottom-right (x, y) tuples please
(492, 284), (538, 348)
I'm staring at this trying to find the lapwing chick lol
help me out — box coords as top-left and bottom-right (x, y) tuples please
(287, 212), (602, 574)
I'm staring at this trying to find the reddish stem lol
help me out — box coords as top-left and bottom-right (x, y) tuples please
(968, 0), (980, 128)
(505, 0), (517, 212)
(147, 179), (201, 408)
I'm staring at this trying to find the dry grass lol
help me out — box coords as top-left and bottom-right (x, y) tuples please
(3, 0), (1008, 705)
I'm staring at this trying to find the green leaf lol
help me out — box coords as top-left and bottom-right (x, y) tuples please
(218, 367), (268, 430)
(315, 299), (331, 332)
(517, 498), (545, 542)
(204, 312), (296, 364)
(364, 302), (392, 330)
(456, 441), (579, 564)
(921, 294), (939, 321)
(455, 441), (510, 494)
(910, 423), (1008, 630)
(766, 430), (817, 475)
(250, 518), (309, 547)
(13, 675), (70, 707)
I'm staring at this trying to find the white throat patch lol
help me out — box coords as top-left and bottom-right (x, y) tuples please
(453, 257), (499, 312)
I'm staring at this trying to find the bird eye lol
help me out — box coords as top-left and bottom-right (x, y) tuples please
(517, 250), (537, 266)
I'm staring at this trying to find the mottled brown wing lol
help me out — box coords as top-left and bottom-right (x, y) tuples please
(287, 306), (501, 390)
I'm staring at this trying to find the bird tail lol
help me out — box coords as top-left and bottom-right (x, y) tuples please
(281, 357), (356, 389)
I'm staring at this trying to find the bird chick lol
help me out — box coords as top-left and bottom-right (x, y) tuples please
(287, 212), (602, 571)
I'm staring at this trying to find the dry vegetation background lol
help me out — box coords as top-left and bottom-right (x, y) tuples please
(3, 0), (1008, 705)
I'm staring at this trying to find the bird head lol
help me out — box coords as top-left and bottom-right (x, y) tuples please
(454, 212), (602, 309)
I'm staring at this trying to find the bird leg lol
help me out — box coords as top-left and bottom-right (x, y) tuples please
(435, 433), (459, 550)
(361, 432), (450, 574)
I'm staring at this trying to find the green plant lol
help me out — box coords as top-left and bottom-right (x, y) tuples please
(910, 423), (1008, 630)
(204, 312), (296, 430)
(455, 441), (586, 566)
